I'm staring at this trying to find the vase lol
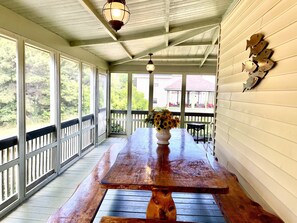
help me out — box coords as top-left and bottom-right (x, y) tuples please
(156, 129), (171, 145)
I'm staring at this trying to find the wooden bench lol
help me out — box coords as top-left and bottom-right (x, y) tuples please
(47, 142), (284, 223)
(99, 216), (196, 223)
(206, 152), (284, 223)
(47, 144), (123, 223)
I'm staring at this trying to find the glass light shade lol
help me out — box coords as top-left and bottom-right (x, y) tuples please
(102, 1), (130, 31)
(146, 61), (155, 74)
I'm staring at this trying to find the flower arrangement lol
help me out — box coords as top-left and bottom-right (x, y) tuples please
(145, 109), (180, 131)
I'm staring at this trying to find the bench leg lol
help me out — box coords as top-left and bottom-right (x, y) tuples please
(146, 188), (176, 220)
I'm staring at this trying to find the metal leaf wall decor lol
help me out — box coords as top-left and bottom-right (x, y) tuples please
(242, 33), (275, 92)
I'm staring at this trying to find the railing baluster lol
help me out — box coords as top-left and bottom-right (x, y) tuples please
(111, 110), (214, 139)
(38, 137), (41, 178)
(4, 169), (7, 200)
(26, 141), (29, 185)
(0, 150), (2, 202)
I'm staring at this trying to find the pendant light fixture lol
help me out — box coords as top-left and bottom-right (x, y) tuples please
(146, 53), (155, 74)
(102, 0), (130, 31)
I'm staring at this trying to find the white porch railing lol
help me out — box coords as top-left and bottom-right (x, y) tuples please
(110, 110), (214, 140)
(0, 114), (96, 217)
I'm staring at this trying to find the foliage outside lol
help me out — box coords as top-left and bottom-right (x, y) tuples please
(0, 36), (92, 137)
(99, 74), (107, 109)
(0, 37), (17, 132)
(60, 58), (79, 121)
(111, 73), (148, 110)
(82, 65), (91, 115)
(25, 45), (51, 130)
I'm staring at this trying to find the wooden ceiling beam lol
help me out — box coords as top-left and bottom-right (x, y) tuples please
(169, 17), (221, 33)
(135, 55), (217, 61)
(79, 0), (118, 41)
(70, 17), (221, 46)
(110, 26), (217, 66)
(110, 64), (217, 74)
(110, 43), (166, 66)
(164, 0), (171, 47)
(78, 0), (133, 59)
(70, 39), (216, 47)
(176, 41), (214, 46)
(200, 27), (220, 67)
(122, 61), (217, 66)
(168, 26), (217, 46)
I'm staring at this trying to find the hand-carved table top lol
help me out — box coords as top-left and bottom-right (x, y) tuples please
(101, 128), (228, 194)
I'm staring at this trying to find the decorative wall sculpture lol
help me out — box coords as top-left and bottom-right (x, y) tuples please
(242, 33), (275, 92)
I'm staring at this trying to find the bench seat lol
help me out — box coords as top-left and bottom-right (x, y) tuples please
(47, 144), (122, 223)
(100, 216), (197, 223)
(207, 153), (284, 223)
(48, 143), (284, 223)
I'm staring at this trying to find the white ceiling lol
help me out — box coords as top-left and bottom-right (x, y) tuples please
(0, 0), (236, 70)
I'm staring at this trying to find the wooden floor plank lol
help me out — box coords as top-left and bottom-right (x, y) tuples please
(107, 189), (215, 200)
(100, 202), (221, 213)
(1, 218), (44, 223)
(95, 189), (226, 223)
(96, 211), (226, 223)
(104, 194), (217, 205)
(99, 204), (222, 216)
(178, 215), (226, 223)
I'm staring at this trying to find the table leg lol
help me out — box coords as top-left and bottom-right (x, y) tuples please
(146, 188), (176, 220)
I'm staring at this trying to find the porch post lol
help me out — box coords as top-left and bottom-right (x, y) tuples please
(106, 71), (111, 136)
(92, 67), (99, 145)
(78, 62), (82, 156)
(180, 73), (186, 128)
(16, 38), (26, 200)
(51, 52), (61, 174)
(148, 74), (154, 112)
(127, 72), (132, 135)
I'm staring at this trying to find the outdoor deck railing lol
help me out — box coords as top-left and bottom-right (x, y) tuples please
(0, 114), (95, 216)
(110, 110), (214, 140)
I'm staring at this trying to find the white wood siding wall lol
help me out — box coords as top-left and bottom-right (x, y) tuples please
(216, 0), (297, 222)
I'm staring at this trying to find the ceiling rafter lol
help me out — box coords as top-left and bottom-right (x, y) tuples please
(123, 61), (217, 66)
(135, 55), (217, 61)
(111, 25), (218, 66)
(176, 41), (215, 46)
(69, 17), (221, 47)
(164, 0), (171, 47)
(169, 26), (217, 46)
(200, 27), (220, 67)
(169, 17), (221, 33)
(78, 0), (133, 59)
(110, 64), (217, 74)
(79, 0), (118, 40)
(70, 39), (216, 47)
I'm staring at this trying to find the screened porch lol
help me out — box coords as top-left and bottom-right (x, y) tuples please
(0, 0), (296, 222)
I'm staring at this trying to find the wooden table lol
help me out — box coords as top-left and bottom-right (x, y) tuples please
(100, 128), (228, 221)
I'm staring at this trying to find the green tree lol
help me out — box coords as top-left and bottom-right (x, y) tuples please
(132, 85), (148, 110)
(111, 73), (148, 110)
(82, 65), (91, 115)
(25, 45), (51, 125)
(111, 74), (128, 110)
(60, 58), (79, 121)
(99, 75), (106, 109)
(0, 37), (17, 127)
